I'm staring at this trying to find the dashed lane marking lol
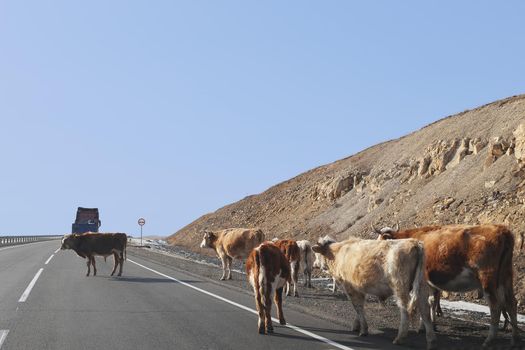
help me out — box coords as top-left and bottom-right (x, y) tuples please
(19, 268), (44, 303)
(0, 330), (9, 349)
(45, 254), (54, 265)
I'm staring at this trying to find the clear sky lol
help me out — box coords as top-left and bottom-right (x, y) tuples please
(1, 1), (524, 237)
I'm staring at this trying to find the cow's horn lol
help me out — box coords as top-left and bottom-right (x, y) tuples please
(393, 222), (400, 232)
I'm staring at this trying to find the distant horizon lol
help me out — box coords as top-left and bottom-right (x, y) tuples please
(2, 1), (524, 236)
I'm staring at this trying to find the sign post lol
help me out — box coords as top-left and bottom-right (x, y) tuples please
(138, 218), (145, 246)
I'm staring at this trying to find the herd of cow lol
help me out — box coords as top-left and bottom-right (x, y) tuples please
(198, 224), (521, 349)
(59, 224), (521, 349)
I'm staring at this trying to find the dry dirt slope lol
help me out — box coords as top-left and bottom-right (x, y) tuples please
(168, 94), (525, 303)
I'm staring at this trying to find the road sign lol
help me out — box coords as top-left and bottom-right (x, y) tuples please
(138, 218), (145, 246)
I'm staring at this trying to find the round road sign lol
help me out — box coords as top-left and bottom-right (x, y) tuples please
(138, 218), (145, 226)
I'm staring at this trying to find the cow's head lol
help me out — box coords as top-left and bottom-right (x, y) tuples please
(61, 234), (77, 250)
(311, 235), (336, 269)
(199, 230), (216, 249)
(372, 223), (399, 240)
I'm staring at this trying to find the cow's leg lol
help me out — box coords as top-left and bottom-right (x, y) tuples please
(289, 261), (299, 297)
(111, 252), (119, 276)
(254, 284), (265, 334)
(417, 284), (438, 350)
(264, 282), (274, 333)
(483, 289), (501, 347)
(434, 289), (443, 317)
(349, 291), (368, 336)
(393, 307), (409, 345)
(91, 256), (97, 276)
(86, 257), (91, 276)
(307, 270), (312, 288)
(219, 256), (227, 280)
(118, 250), (124, 276)
(226, 256), (233, 280)
(274, 287), (286, 325)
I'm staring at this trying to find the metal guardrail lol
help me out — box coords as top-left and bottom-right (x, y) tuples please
(0, 235), (63, 247)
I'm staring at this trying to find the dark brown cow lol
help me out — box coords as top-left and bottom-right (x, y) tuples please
(61, 232), (127, 276)
(246, 242), (291, 334)
(377, 224), (519, 347)
(272, 239), (301, 297)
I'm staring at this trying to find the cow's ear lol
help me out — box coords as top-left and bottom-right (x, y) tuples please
(311, 244), (322, 253)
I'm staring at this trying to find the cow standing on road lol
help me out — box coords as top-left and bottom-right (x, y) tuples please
(296, 240), (314, 288)
(376, 224), (519, 347)
(61, 232), (127, 276)
(199, 228), (265, 280)
(246, 242), (290, 334)
(312, 235), (437, 350)
(273, 239), (301, 297)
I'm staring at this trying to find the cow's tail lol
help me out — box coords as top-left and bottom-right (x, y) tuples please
(255, 248), (266, 308)
(408, 241), (425, 316)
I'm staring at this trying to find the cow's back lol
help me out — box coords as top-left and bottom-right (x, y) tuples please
(333, 239), (421, 299)
(220, 228), (265, 259)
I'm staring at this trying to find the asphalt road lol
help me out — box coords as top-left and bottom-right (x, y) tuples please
(0, 241), (421, 350)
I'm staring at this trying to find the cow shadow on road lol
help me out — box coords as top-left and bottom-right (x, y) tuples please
(110, 276), (204, 284)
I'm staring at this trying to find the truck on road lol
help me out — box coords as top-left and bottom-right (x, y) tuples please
(72, 207), (101, 234)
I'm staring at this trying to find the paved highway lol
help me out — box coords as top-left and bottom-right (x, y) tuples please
(0, 241), (405, 350)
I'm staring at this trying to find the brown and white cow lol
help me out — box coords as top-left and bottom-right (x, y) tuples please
(296, 240), (314, 288)
(272, 239), (301, 297)
(61, 232), (127, 276)
(246, 242), (291, 334)
(200, 228), (265, 280)
(376, 224), (519, 347)
(312, 236), (436, 350)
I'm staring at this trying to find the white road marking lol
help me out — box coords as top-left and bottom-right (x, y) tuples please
(45, 255), (54, 265)
(128, 259), (354, 350)
(54, 248), (60, 254)
(0, 330), (8, 349)
(19, 268), (44, 302)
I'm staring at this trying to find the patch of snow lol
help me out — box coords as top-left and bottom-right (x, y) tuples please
(441, 299), (525, 324)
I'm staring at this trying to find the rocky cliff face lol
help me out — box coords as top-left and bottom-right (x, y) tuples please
(168, 94), (525, 303)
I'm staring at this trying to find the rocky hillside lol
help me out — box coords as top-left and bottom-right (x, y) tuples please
(168, 94), (525, 301)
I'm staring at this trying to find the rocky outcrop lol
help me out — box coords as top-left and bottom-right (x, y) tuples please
(312, 172), (364, 201)
(514, 123), (525, 167)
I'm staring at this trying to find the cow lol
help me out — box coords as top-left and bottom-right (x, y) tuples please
(246, 242), (291, 334)
(199, 228), (265, 280)
(272, 239), (301, 297)
(296, 240), (314, 288)
(376, 224), (519, 347)
(313, 251), (338, 293)
(312, 235), (437, 350)
(61, 232), (127, 276)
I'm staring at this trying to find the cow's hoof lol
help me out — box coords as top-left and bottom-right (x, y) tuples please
(266, 327), (274, 334)
(426, 340), (438, 350)
(228, 276), (232, 280)
(393, 337), (405, 345)
(359, 331), (368, 337)
(111, 273), (115, 276)
(279, 319), (286, 325)
(220, 277), (226, 281)
(118, 273), (122, 276)
(258, 327), (265, 334)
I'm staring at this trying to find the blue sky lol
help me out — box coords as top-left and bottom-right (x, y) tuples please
(1, 1), (524, 236)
